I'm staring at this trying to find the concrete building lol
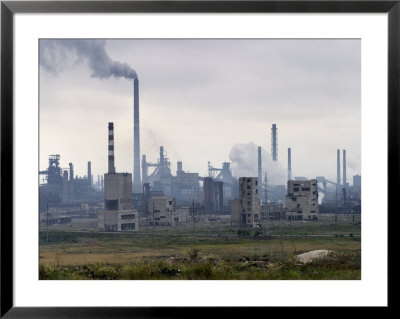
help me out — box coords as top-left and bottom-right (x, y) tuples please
(230, 177), (261, 227)
(147, 197), (175, 226)
(203, 177), (224, 214)
(104, 172), (132, 210)
(98, 210), (138, 231)
(285, 179), (319, 221)
(351, 174), (361, 200)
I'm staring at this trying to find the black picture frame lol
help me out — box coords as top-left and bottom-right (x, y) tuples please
(1, 0), (396, 317)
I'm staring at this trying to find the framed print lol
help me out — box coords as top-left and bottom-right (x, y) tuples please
(1, 0), (396, 317)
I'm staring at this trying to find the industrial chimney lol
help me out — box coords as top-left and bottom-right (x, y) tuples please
(271, 124), (278, 162)
(87, 161), (92, 186)
(343, 149), (347, 186)
(257, 146), (262, 187)
(69, 163), (74, 181)
(177, 161), (183, 173)
(133, 78), (141, 192)
(288, 148), (292, 180)
(337, 149), (341, 185)
(108, 122), (115, 173)
(142, 154), (147, 184)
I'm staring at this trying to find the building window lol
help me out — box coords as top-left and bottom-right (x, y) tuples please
(302, 187), (310, 191)
(121, 214), (135, 220)
(293, 187), (299, 192)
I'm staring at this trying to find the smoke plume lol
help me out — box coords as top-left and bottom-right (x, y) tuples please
(229, 142), (286, 185)
(40, 39), (137, 80)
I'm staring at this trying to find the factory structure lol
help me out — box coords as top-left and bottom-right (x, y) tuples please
(39, 155), (103, 211)
(285, 179), (319, 221)
(231, 177), (261, 227)
(39, 72), (361, 232)
(98, 122), (139, 231)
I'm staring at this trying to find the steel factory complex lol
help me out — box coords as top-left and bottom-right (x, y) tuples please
(39, 77), (361, 231)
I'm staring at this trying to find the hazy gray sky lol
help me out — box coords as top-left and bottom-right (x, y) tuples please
(39, 39), (361, 185)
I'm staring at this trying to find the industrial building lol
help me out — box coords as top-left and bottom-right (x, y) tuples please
(98, 122), (139, 232)
(147, 197), (175, 226)
(231, 177), (261, 227)
(39, 154), (101, 210)
(173, 161), (201, 204)
(352, 174), (361, 200)
(207, 161), (237, 205)
(203, 177), (223, 214)
(285, 179), (319, 221)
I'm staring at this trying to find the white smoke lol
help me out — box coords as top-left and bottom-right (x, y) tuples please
(229, 142), (286, 185)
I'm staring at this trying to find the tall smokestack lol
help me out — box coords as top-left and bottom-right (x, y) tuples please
(87, 161), (92, 186)
(343, 149), (347, 186)
(257, 146), (262, 186)
(271, 124), (278, 162)
(288, 148), (292, 180)
(160, 146), (164, 163)
(337, 149), (341, 185)
(142, 154), (147, 184)
(133, 78), (141, 191)
(69, 163), (74, 181)
(108, 122), (115, 173)
(177, 161), (183, 173)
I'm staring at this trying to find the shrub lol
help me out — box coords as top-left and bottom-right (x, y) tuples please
(187, 248), (199, 261)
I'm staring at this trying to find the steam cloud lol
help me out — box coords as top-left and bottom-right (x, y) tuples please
(229, 142), (286, 185)
(40, 39), (137, 80)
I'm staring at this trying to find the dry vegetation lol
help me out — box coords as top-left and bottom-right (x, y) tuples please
(39, 214), (361, 280)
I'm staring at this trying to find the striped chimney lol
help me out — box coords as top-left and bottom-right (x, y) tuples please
(108, 122), (115, 173)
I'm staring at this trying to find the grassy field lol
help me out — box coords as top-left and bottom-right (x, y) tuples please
(39, 214), (361, 280)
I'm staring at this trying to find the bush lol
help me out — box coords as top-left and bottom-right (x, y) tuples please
(187, 248), (199, 261)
